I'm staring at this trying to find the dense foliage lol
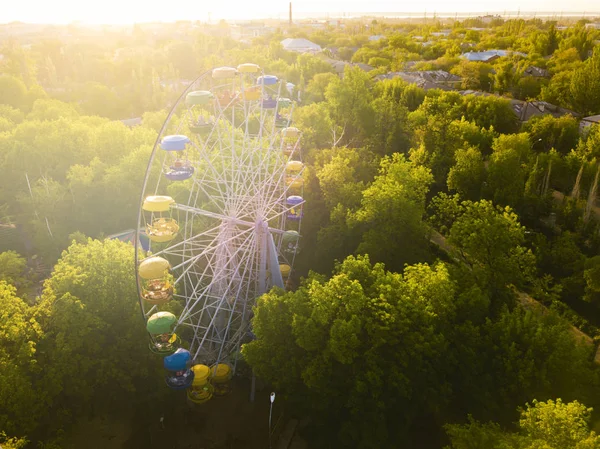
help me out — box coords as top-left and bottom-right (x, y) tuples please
(1, 15), (600, 449)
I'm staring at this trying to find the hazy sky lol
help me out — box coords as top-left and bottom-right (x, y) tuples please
(2, 0), (599, 24)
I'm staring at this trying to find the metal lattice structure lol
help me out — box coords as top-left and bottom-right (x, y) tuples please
(135, 66), (304, 371)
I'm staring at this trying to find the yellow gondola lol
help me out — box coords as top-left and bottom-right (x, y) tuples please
(142, 196), (179, 243)
(237, 63), (261, 73)
(187, 364), (214, 404)
(139, 256), (173, 304)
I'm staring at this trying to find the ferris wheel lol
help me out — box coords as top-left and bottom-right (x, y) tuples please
(134, 64), (305, 396)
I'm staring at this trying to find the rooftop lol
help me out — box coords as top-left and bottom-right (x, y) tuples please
(281, 38), (322, 53)
(461, 49), (527, 62)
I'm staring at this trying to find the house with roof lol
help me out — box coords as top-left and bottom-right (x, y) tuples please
(510, 100), (579, 123)
(580, 115), (600, 134)
(376, 70), (460, 90)
(461, 50), (527, 62)
(458, 90), (495, 97)
(281, 38), (322, 54)
(325, 58), (374, 77)
(523, 66), (550, 78)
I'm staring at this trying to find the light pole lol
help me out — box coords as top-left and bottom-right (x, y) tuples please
(269, 392), (276, 449)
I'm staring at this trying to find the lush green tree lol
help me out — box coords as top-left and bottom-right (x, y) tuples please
(304, 72), (338, 103)
(244, 255), (453, 448)
(296, 53), (334, 80)
(35, 239), (161, 424)
(446, 399), (600, 449)
(293, 102), (337, 150)
(485, 133), (532, 207)
(26, 98), (79, 121)
(447, 147), (486, 200)
(541, 70), (576, 110)
(351, 153), (433, 271)
(523, 114), (580, 155)
(448, 200), (535, 304)
(324, 66), (374, 146)
(451, 60), (494, 91)
(0, 75), (29, 110)
(493, 59), (518, 94)
(369, 95), (411, 156)
(0, 432), (28, 449)
(0, 251), (27, 287)
(516, 75), (546, 100)
(462, 95), (518, 134)
(317, 147), (378, 210)
(0, 282), (44, 436)
(570, 47), (600, 115)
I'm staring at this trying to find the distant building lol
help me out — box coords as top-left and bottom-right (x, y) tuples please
(458, 90), (495, 97)
(523, 66), (550, 78)
(510, 100), (579, 122)
(120, 117), (142, 127)
(585, 23), (600, 30)
(461, 49), (527, 62)
(231, 24), (273, 41)
(377, 70), (461, 90)
(325, 58), (374, 77)
(368, 35), (386, 41)
(280, 38), (322, 54)
(430, 30), (452, 37)
(580, 115), (600, 134)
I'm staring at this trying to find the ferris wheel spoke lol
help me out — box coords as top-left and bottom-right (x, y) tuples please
(186, 230), (260, 360)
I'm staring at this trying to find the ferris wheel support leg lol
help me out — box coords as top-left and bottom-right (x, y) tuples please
(268, 232), (284, 289)
(257, 220), (268, 295)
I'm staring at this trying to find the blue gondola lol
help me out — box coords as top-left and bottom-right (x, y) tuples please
(262, 97), (277, 109)
(257, 75), (278, 86)
(166, 369), (195, 390)
(164, 165), (195, 181)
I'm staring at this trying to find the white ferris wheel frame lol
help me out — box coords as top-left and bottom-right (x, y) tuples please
(134, 67), (304, 370)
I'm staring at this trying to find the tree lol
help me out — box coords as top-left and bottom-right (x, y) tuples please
(244, 255), (453, 448)
(292, 102), (338, 150)
(0, 433), (28, 449)
(452, 60), (494, 91)
(493, 59), (518, 94)
(461, 95), (518, 134)
(324, 66), (374, 146)
(446, 399), (600, 449)
(523, 114), (580, 155)
(35, 239), (162, 425)
(570, 47), (600, 115)
(350, 154), (433, 271)
(447, 147), (486, 200)
(546, 23), (559, 56)
(448, 200), (535, 305)
(369, 95), (411, 156)
(305, 72), (338, 103)
(0, 75), (28, 110)
(317, 147), (378, 210)
(0, 282), (44, 436)
(0, 251), (27, 287)
(485, 133), (532, 207)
